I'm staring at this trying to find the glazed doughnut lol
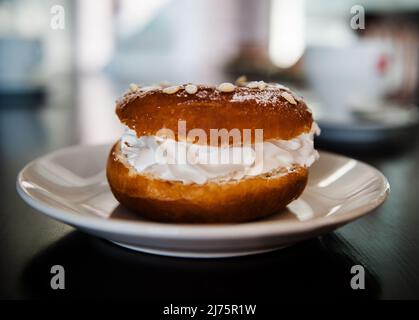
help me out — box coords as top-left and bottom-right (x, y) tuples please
(116, 84), (313, 144)
(107, 80), (320, 223)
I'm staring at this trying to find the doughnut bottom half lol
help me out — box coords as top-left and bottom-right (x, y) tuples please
(106, 142), (308, 223)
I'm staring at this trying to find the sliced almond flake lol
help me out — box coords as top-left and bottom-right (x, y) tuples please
(185, 84), (198, 94)
(162, 85), (180, 94)
(217, 82), (235, 92)
(257, 81), (267, 90)
(281, 91), (297, 105)
(235, 75), (247, 86)
(129, 83), (139, 92)
(274, 83), (291, 91)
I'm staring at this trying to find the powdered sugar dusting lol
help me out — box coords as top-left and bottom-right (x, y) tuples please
(231, 89), (281, 106)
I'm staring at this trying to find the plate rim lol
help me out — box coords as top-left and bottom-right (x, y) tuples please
(16, 144), (390, 240)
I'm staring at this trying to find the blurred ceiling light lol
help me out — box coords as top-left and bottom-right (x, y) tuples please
(116, 0), (170, 38)
(76, 0), (114, 72)
(269, 0), (305, 68)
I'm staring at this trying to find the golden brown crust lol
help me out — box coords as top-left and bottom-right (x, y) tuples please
(116, 85), (313, 144)
(107, 142), (308, 223)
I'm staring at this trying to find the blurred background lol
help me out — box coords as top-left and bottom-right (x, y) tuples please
(1, 0), (419, 152)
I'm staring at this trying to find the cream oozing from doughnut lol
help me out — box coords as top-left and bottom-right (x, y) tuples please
(119, 123), (320, 185)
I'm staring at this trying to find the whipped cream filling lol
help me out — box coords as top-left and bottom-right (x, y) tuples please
(120, 124), (320, 185)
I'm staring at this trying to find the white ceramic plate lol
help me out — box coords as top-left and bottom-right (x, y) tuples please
(17, 145), (389, 258)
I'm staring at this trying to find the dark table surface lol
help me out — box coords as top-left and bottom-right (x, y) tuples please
(1, 77), (419, 300)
